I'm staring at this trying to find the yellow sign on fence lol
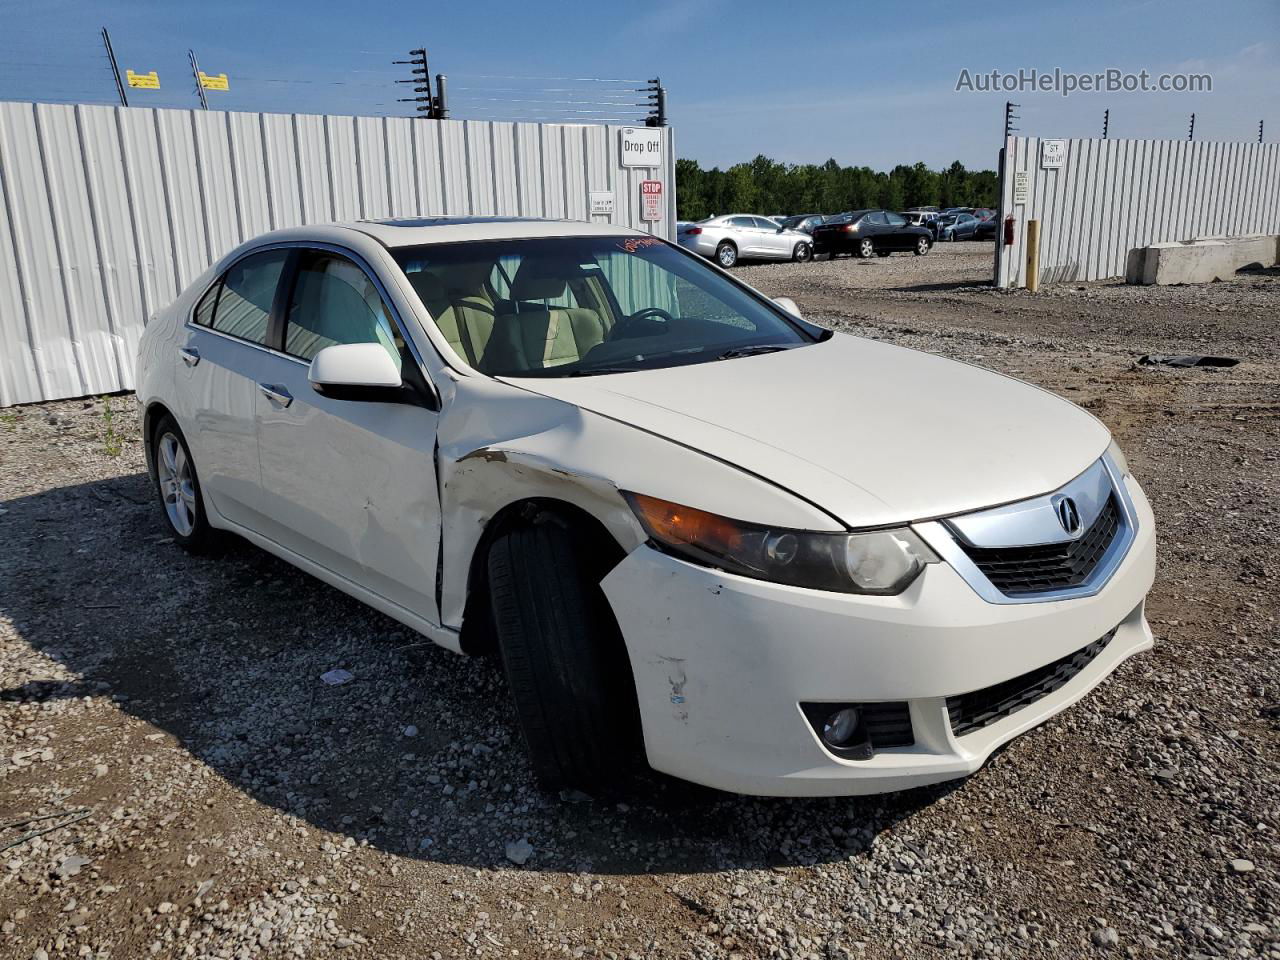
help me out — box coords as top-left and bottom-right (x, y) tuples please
(125, 70), (160, 90)
(198, 72), (229, 91)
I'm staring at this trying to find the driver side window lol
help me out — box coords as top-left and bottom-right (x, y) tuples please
(284, 251), (403, 363)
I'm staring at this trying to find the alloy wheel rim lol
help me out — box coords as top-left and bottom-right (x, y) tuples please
(156, 432), (196, 537)
(918, 238), (929, 253)
(719, 247), (734, 266)
(861, 240), (873, 256)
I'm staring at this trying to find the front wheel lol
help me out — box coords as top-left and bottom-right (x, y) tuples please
(857, 238), (875, 259)
(914, 236), (931, 256)
(487, 520), (640, 793)
(792, 242), (813, 263)
(716, 242), (738, 268)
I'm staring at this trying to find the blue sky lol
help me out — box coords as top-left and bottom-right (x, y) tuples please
(0, 0), (1275, 171)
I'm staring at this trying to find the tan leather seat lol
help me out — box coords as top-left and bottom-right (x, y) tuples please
(489, 266), (608, 371)
(406, 270), (496, 369)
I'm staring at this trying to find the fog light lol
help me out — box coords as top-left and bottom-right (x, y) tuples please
(822, 707), (861, 747)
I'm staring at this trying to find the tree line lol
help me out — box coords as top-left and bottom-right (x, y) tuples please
(675, 156), (999, 221)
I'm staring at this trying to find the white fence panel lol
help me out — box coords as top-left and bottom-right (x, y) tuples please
(0, 100), (675, 405)
(997, 135), (1280, 287)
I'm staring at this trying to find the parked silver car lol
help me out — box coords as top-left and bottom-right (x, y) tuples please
(677, 214), (814, 268)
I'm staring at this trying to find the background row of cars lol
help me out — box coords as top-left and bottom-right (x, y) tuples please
(676, 207), (996, 267)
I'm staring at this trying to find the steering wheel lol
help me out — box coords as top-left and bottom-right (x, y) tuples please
(612, 306), (676, 340)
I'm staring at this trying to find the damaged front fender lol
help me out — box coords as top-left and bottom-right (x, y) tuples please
(434, 375), (838, 632)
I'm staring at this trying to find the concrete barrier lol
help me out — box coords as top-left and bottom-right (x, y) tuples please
(1125, 235), (1280, 285)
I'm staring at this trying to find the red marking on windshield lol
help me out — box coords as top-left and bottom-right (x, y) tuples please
(617, 236), (662, 253)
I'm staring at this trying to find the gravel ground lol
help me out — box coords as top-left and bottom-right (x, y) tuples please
(2, 242), (1277, 959)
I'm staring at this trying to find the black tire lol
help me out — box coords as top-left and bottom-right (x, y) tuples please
(715, 241), (738, 268)
(150, 414), (217, 553)
(857, 238), (875, 259)
(914, 236), (931, 256)
(487, 519), (639, 793)
(792, 242), (813, 263)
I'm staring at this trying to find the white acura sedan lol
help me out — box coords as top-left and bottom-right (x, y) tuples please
(137, 217), (1156, 797)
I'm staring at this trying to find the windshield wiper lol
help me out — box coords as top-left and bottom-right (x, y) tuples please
(715, 344), (793, 361)
(565, 366), (643, 377)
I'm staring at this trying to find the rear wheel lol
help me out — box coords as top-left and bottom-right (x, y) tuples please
(857, 238), (875, 259)
(487, 519), (639, 793)
(914, 236), (931, 256)
(792, 242), (813, 263)
(716, 241), (738, 268)
(151, 415), (216, 552)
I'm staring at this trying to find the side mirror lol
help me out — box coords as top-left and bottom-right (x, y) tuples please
(773, 296), (802, 318)
(309, 342), (408, 403)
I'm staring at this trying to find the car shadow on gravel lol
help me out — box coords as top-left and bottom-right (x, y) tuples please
(1, 474), (962, 876)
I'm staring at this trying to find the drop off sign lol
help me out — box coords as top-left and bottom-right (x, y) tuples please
(620, 127), (663, 167)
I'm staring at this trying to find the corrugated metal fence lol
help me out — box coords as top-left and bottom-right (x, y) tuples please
(997, 135), (1280, 288)
(0, 100), (676, 406)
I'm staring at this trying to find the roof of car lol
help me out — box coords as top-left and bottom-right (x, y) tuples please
(344, 215), (649, 247)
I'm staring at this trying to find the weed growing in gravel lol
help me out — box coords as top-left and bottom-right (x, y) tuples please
(102, 397), (123, 456)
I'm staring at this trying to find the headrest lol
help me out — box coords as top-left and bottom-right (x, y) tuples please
(510, 275), (567, 300)
(407, 270), (447, 301)
(510, 257), (574, 301)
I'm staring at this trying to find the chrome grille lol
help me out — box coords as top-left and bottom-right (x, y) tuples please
(957, 495), (1121, 596)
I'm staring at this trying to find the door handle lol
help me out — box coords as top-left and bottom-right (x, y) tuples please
(258, 382), (293, 407)
(179, 346), (200, 367)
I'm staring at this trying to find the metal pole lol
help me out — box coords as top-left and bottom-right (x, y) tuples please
(188, 49), (209, 110)
(102, 27), (128, 107)
(434, 74), (448, 119)
(1025, 219), (1041, 293)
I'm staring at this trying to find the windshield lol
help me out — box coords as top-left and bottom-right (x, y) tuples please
(391, 236), (814, 378)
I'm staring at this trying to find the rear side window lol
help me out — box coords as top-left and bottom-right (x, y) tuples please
(865, 211), (889, 225)
(284, 251), (401, 362)
(200, 250), (288, 345)
(885, 212), (906, 226)
(193, 280), (220, 327)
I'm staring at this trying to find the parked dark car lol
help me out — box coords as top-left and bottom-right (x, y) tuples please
(936, 211), (981, 241)
(777, 213), (827, 235)
(812, 209), (933, 258)
(973, 216), (999, 241)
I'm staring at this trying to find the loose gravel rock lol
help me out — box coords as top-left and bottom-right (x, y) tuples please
(2, 243), (1277, 958)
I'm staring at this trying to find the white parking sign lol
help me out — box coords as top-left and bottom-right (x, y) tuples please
(620, 127), (663, 167)
(1040, 139), (1066, 169)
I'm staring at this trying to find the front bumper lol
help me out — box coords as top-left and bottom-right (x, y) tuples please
(601, 474), (1156, 796)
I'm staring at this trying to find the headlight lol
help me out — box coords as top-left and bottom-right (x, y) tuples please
(624, 493), (938, 595)
(1106, 439), (1130, 477)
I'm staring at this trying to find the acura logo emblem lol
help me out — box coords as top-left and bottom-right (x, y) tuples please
(1053, 495), (1083, 537)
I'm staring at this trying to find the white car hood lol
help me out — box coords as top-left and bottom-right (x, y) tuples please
(502, 334), (1110, 528)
